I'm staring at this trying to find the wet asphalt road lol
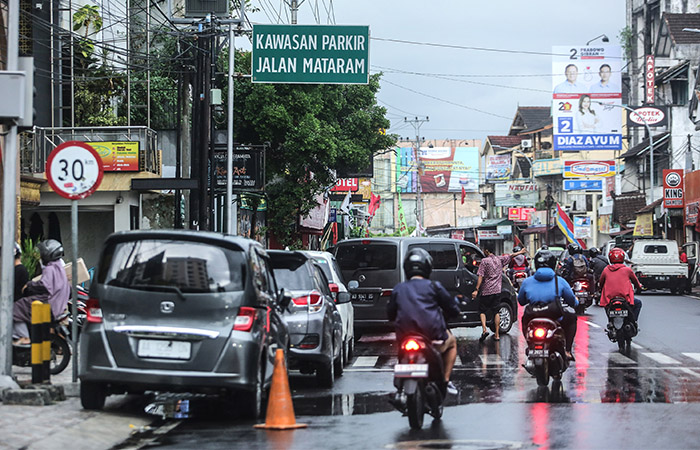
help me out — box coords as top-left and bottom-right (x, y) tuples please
(128, 292), (700, 449)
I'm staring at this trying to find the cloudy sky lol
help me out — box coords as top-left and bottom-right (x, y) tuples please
(246, 1), (627, 141)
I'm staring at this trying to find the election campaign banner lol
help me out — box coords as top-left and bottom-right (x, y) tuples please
(494, 183), (538, 207)
(486, 154), (511, 181)
(552, 45), (623, 151)
(396, 146), (479, 193)
(564, 160), (616, 178)
(663, 169), (684, 208)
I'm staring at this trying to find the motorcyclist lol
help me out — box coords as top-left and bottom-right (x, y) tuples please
(562, 244), (589, 281)
(599, 247), (643, 322)
(12, 239), (70, 345)
(518, 250), (579, 360)
(508, 245), (531, 281)
(387, 248), (461, 395)
(588, 247), (609, 282)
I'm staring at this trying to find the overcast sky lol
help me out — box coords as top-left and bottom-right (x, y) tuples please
(246, 1), (627, 142)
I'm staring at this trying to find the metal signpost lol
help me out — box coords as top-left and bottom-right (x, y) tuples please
(46, 141), (104, 382)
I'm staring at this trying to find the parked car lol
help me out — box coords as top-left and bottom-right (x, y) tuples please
(300, 250), (355, 365)
(268, 250), (344, 387)
(79, 231), (291, 419)
(629, 239), (688, 294)
(333, 237), (518, 336)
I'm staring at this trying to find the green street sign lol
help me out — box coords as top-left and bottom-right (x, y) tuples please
(252, 24), (370, 84)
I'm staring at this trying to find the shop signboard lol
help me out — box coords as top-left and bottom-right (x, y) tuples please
(563, 179), (603, 191)
(494, 183), (538, 207)
(552, 45), (623, 151)
(496, 225), (512, 235)
(532, 158), (563, 177)
(627, 105), (668, 128)
(663, 169), (684, 208)
(634, 212), (654, 236)
(508, 207), (536, 222)
(574, 216), (591, 238)
(486, 154), (511, 181)
(477, 229), (503, 240)
(564, 160), (615, 178)
(214, 145), (265, 191)
(87, 141), (139, 172)
(331, 178), (359, 192)
(686, 201), (698, 226)
(396, 146), (479, 193)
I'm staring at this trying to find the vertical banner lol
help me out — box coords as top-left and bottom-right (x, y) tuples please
(663, 169), (684, 208)
(396, 192), (409, 236)
(634, 212), (654, 236)
(552, 45), (622, 151)
(645, 55), (655, 104)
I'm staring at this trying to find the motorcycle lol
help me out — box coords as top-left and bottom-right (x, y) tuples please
(511, 268), (529, 291)
(570, 275), (595, 315)
(391, 334), (445, 429)
(605, 297), (638, 356)
(524, 313), (569, 387)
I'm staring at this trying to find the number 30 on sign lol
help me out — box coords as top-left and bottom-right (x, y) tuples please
(46, 141), (104, 200)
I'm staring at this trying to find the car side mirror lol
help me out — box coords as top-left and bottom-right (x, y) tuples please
(336, 292), (351, 304)
(277, 289), (292, 309)
(348, 280), (359, 290)
(328, 283), (339, 293)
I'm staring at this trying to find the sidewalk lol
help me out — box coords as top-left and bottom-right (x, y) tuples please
(0, 361), (152, 450)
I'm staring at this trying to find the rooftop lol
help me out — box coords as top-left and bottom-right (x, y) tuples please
(664, 13), (700, 45)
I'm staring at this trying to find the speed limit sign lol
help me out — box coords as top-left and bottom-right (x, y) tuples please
(46, 141), (104, 200)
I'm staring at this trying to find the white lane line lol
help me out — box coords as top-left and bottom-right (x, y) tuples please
(451, 328), (472, 339)
(479, 354), (505, 365)
(352, 356), (379, 367)
(678, 368), (700, 378)
(583, 320), (601, 328)
(642, 352), (681, 365)
(682, 353), (700, 363)
(604, 352), (637, 365)
(631, 342), (643, 350)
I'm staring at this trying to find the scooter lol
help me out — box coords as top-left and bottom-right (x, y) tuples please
(511, 269), (528, 291)
(571, 275), (595, 315)
(605, 297), (638, 356)
(390, 334), (445, 430)
(524, 313), (569, 387)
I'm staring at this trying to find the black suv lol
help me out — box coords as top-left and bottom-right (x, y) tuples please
(333, 237), (518, 335)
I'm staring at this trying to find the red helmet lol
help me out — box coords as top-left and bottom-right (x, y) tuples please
(609, 247), (626, 264)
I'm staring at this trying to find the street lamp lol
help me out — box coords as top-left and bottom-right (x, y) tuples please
(592, 101), (655, 202)
(586, 34), (609, 46)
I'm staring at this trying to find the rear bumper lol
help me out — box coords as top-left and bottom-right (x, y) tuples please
(637, 275), (686, 289)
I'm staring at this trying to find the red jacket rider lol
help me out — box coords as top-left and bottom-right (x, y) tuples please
(598, 248), (642, 308)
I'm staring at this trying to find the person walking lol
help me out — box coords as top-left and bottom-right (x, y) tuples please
(472, 244), (527, 342)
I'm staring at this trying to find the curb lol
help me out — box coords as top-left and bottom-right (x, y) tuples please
(2, 384), (65, 406)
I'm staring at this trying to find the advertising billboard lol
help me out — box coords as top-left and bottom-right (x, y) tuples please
(564, 160), (616, 178)
(574, 216), (591, 238)
(552, 45), (623, 151)
(627, 105), (668, 128)
(396, 146), (479, 193)
(486, 154), (511, 181)
(331, 178), (359, 192)
(663, 169), (684, 208)
(87, 141), (139, 172)
(494, 183), (538, 207)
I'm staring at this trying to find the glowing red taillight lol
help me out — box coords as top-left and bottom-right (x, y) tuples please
(380, 289), (392, 297)
(403, 339), (421, 352)
(292, 292), (322, 306)
(233, 307), (256, 332)
(86, 298), (103, 323)
(533, 328), (546, 339)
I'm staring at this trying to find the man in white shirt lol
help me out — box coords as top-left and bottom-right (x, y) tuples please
(553, 64), (583, 94)
(589, 64), (619, 94)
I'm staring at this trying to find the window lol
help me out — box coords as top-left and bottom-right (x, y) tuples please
(375, 198), (394, 229)
(336, 244), (398, 271)
(671, 79), (688, 105)
(430, 244), (458, 270)
(270, 256), (314, 290)
(643, 245), (668, 254)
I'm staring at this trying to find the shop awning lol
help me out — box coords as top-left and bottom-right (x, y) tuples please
(479, 218), (513, 228)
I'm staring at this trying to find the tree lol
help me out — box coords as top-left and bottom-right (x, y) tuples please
(229, 52), (396, 246)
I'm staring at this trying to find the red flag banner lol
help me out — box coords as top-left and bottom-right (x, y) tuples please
(461, 186), (466, 205)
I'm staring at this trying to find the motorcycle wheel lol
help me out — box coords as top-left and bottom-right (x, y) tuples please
(534, 359), (549, 387)
(425, 383), (443, 420)
(575, 304), (586, 315)
(618, 338), (631, 356)
(50, 335), (71, 375)
(406, 390), (425, 430)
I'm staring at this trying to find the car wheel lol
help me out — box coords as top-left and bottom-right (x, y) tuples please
(333, 343), (344, 377)
(240, 363), (266, 420)
(316, 356), (335, 388)
(488, 302), (513, 334)
(80, 381), (107, 410)
(346, 337), (354, 363)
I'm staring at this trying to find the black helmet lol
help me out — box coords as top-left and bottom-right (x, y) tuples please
(404, 247), (433, 279)
(567, 243), (581, 255)
(589, 247), (600, 257)
(534, 250), (557, 270)
(539, 245), (548, 250)
(513, 245), (522, 252)
(14, 243), (21, 259)
(37, 239), (64, 265)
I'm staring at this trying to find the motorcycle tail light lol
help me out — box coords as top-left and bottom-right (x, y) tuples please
(533, 327), (546, 339)
(403, 339), (422, 352)
(233, 307), (256, 332)
(86, 298), (103, 323)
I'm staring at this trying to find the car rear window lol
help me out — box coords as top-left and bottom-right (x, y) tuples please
(643, 245), (668, 254)
(101, 239), (245, 292)
(312, 257), (334, 281)
(270, 257), (314, 290)
(335, 244), (397, 271)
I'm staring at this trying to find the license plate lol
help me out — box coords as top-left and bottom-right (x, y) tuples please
(655, 276), (669, 281)
(576, 292), (588, 297)
(530, 349), (549, 357)
(609, 309), (628, 317)
(394, 363), (429, 378)
(351, 293), (374, 304)
(137, 339), (191, 360)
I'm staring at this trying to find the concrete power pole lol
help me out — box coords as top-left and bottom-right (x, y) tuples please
(404, 116), (429, 232)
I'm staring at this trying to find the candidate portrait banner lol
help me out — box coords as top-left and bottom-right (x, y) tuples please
(552, 45), (623, 151)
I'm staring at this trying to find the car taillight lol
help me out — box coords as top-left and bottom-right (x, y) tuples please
(86, 298), (103, 323)
(292, 292), (323, 312)
(403, 339), (422, 352)
(533, 327), (546, 339)
(233, 307), (256, 332)
(381, 289), (392, 297)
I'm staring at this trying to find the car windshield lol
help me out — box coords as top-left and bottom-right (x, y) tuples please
(103, 239), (245, 293)
(335, 243), (397, 271)
(271, 257), (314, 290)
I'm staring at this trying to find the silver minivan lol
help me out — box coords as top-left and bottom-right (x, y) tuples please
(79, 231), (290, 419)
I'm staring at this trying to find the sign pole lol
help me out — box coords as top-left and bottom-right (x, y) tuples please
(71, 200), (78, 382)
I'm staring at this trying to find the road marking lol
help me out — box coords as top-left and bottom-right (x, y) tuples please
(479, 354), (505, 365)
(631, 342), (643, 350)
(583, 320), (601, 328)
(682, 353), (700, 363)
(352, 356), (379, 367)
(678, 368), (700, 378)
(642, 352), (681, 365)
(451, 328), (472, 339)
(604, 352), (637, 365)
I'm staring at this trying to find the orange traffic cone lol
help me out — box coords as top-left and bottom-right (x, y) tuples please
(254, 349), (307, 430)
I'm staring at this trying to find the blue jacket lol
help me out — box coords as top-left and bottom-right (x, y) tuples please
(517, 267), (578, 308)
(387, 278), (461, 341)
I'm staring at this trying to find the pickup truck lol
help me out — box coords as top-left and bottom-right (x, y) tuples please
(629, 239), (687, 294)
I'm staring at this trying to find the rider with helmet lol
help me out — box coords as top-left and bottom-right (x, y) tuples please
(508, 245), (532, 282)
(518, 250), (579, 360)
(387, 248), (462, 394)
(599, 248), (643, 321)
(588, 247), (609, 282)
(562, 243), (590, 282)
(12, 239), (70, 345)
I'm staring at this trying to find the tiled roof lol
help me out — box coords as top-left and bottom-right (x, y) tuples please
(509, 107), (551, 136)
(636, 198), (663, 214)
(613, 191), (647, 225)
(665, 13), (700, 45)
(487, 135), (522, 149)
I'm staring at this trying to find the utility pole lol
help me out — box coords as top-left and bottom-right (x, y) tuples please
(405, 116), (429, 232)
(545, 184), (554, 247)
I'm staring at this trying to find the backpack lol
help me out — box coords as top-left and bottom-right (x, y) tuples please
(572, 256), (587, 277)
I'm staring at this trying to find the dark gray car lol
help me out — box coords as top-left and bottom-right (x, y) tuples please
(268, 250), (343, 388)
(79, 231), (290, 418)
